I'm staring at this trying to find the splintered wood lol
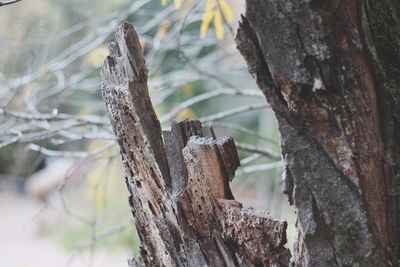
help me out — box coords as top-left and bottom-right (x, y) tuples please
(101, 21), (290, 266)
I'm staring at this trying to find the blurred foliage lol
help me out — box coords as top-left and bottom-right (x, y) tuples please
(200, 0), (233, 39)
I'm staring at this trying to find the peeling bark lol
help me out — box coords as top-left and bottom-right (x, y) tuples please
(236, 1), (400, 266)
(101, 22), (291, 266)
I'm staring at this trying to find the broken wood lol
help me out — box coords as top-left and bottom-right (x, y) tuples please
(101, 22), (291, 266)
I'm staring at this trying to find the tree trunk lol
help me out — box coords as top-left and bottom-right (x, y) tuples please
(101, 22), (291, 267)
(236, 1), (400, 266)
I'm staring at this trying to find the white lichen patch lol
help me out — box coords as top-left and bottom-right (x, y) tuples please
(312, 78), (323, 91)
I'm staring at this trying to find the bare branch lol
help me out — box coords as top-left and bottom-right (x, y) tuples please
(240, 154), (262, 165)
(203, 121), (278, 145)
(199, 103), (269, 123)
(236, 162), (285, 175)
(65, 222), (132, 267)
(0, 107), (108, 125)
(0, 130), (22, 148)
(27, 142), (115, 158)
(0, 0), (22, 7)
(159, 88), (263, 123)
(235, 142), (281, 159)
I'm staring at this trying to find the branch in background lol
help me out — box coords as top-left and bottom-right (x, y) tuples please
(27, 142), (115, 158)
(2, 0), (151, 90)
(66, 222), (132, 267)
(235, 142), (281, 159)
(176, 2), (234, 89)
(204, 121), (278, 146)
(199, 103), (269, 123)
(159, 88), (262, 123)
(240, 154), (262, 165)
(0, 107), (108, 125)
(0, 130), (22, 149)
(236, 162), (285, 176)
(0, 0), (22, 7)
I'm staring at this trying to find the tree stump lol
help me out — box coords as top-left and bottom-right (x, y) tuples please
(101, 22), (291, 267)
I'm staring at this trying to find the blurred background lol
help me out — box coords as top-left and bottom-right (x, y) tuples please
(0, 0), (295, 266)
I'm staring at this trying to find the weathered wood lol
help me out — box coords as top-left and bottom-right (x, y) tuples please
(101, 22), (291, 266)
(179, 136), (290, 266)
(163, 120), (203, 196)
(102, 22), (187, 267)
(218, 199), (291, 266)
(236, 1), (400, 266)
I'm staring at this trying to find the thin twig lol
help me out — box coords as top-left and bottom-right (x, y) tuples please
(0, 0), (22, 7)
(240, 154), (262, 166)
(65, 221), (132, 267)
(236, 162), (285, 175)
(203, 121), (278, 146)
(27, 142), (115, 158)
(199, 103), (269, 123)
(0, 107), (108, 125)
(159, 88), (262, 123)
(0, 130), (22, 148)
(236, 142), (281, 159)
(176, 2), (234, 88)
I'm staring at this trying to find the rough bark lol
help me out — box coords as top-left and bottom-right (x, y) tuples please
(101, 22), (291, 267)
(236, 1), (400, 266)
